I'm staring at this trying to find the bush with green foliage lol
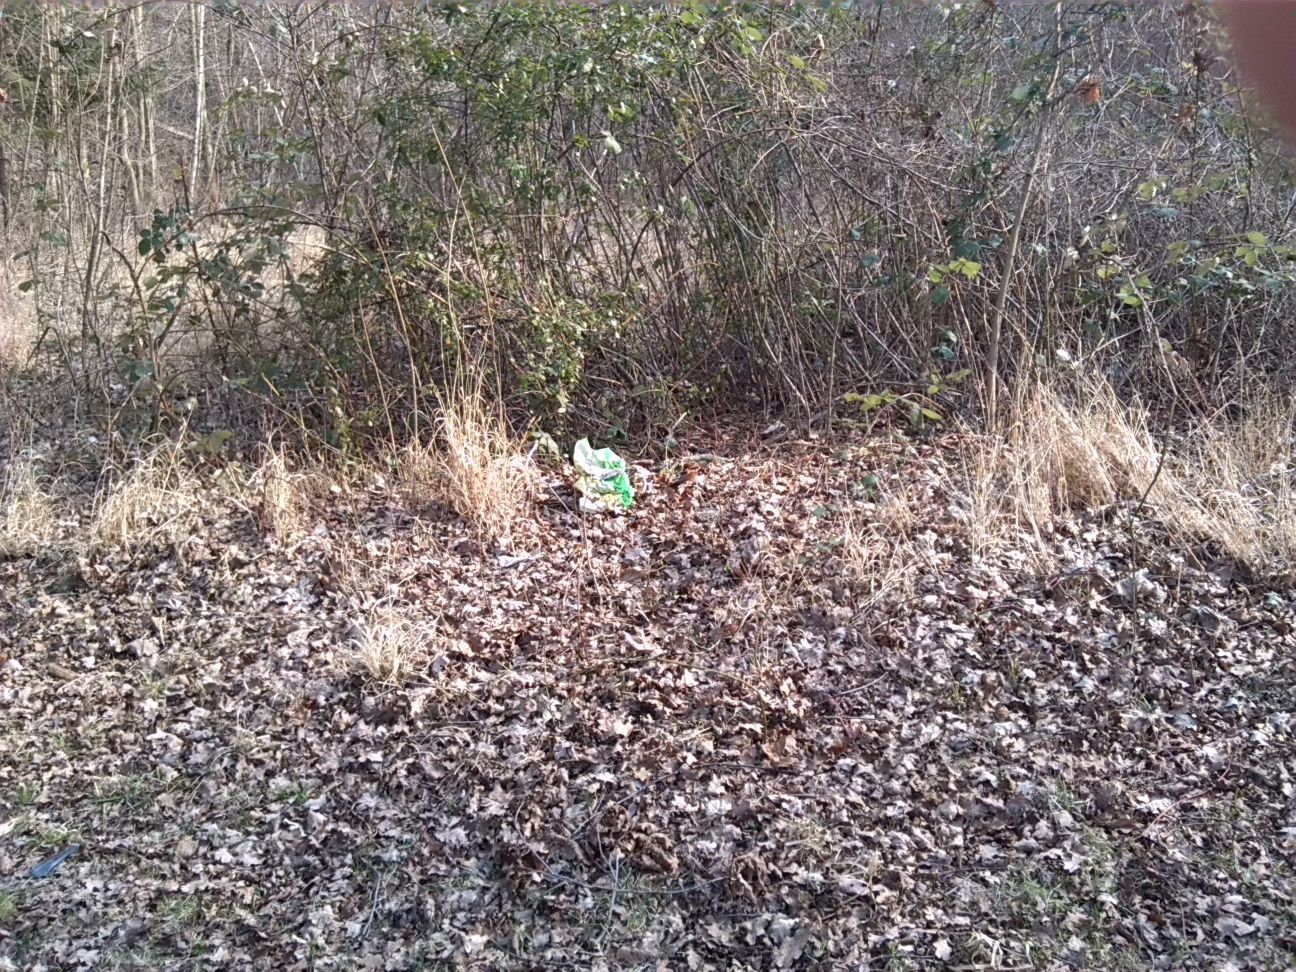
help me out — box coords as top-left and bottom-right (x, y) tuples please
(4, 1), (1295, 442)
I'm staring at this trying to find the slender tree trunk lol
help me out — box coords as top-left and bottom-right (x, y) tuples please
(0, 141), (9, 229)
(985, 3), (1064, 429)
(189, 3), (207, 198)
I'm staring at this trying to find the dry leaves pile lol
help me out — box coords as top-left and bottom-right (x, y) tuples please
(0, 427), (1293, 971)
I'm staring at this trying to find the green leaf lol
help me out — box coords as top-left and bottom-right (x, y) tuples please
(930, 285), (950, 307)
(601, 131), (622, 155)
(845, 392), (887, 412)
(193, 428), (234, 456)
(1136, 179), (1165, 201)
(17, 279), (35, 293)
(787, 54), (806, 70)
(921, 407), (943, 422)
(1010, 83), (1034, 102)
(1247, 231), (1268, 246)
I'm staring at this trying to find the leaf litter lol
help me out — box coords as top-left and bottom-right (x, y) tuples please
(0, 426), (1293, 970)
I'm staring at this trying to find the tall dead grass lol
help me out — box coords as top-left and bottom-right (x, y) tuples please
(967, 378), (1296, 573)
(398, 390), (533, 541)
(0, 460), (59, 556)
(840, 484), (924, 607)
(253, 447), (314, 544)
(0, 255), (39, 371)
(90, 445), (203, 550)
(1176, 396), (1296, 569)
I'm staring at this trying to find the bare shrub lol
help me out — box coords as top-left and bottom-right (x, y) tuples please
(0, 265), (38, 372)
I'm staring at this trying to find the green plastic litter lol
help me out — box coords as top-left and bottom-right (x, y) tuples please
(572, 438), (634, 512)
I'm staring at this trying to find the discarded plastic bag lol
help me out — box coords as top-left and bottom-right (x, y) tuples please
(572, 438), (633, 512)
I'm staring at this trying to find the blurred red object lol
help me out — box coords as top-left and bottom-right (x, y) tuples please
(1220, 1), (1296, 141)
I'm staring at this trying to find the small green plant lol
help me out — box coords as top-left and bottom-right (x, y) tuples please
(10, 781), (39, 807)
(842, 388), (944, 431)
(158, 894), (201, 926)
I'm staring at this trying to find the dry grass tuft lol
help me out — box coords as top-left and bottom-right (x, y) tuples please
(953, 433), (1019, 557)
(957, 381), (1160, 550)
(255, 448), (312, 544)
(840, 487), (924, 607)
(351, 608), (434, 685)
(0, 460), (59, 556)
(1175, 393), (1296, 569)
(1019, 381), (1160, 515)
(399, 392), (533, 541)
(91, 446), (202, 550)
(0, 259), (39, 371)
(976, 378), (1296, 574)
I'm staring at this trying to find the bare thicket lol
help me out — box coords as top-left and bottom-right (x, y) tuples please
(3, 4), (1288, 429)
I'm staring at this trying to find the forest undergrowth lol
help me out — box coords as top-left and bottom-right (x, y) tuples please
(2, 2), (1296, 969)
